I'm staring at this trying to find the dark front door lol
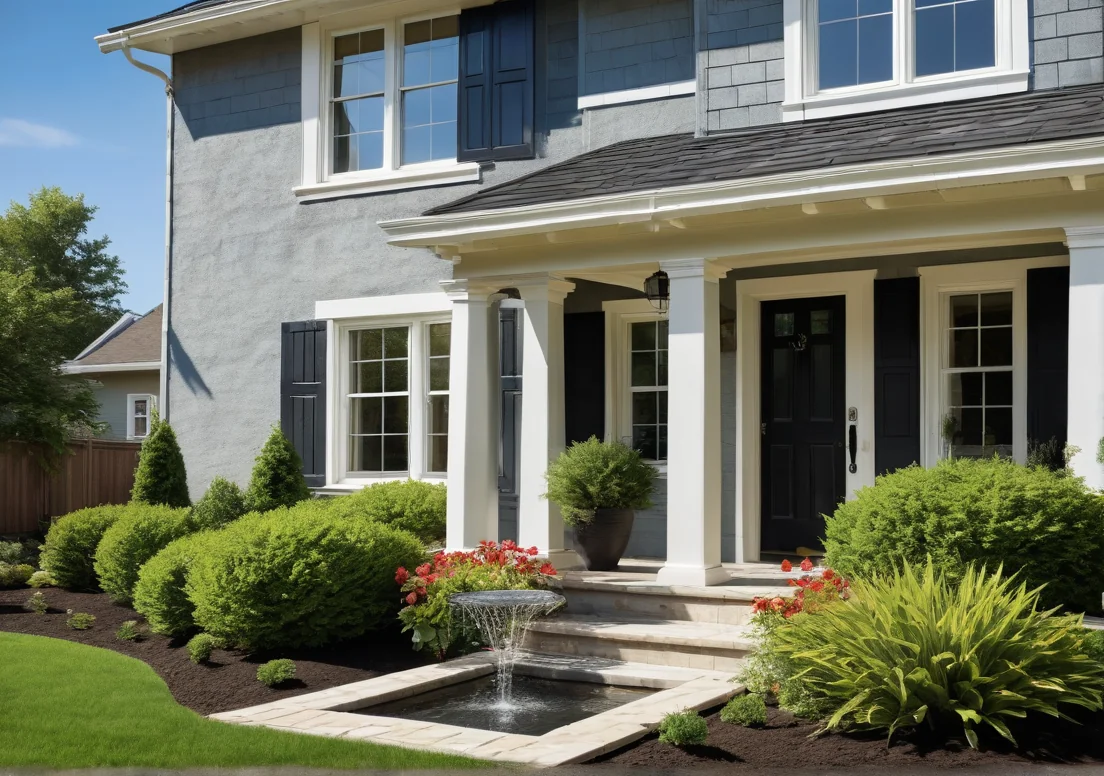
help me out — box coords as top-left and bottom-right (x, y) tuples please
(760, 295), (846, 554)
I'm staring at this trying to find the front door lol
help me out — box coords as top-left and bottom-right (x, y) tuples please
(760, 296), (846, 554)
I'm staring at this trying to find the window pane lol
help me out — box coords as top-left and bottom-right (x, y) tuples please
(333, 64), (359, 99)
(949, 294), (978, 327)
(356, 132), (384, 171)
(633, 392), (658, 425)
(774, 313), (794, 337)
(383, 435), (409, 471)
(658, 350), (668, 386)
(404, 16), (459, 87)
(384, 327), (408, 358)
(335, 28), (384, 64)
(405, 86), (432, 127)
(403, 124), (433, 165)
(819, 0), (856, 23)
(334, 134), (355, 173)
(431, 119), (457, 161)
(351, 436), (382, 472)
(428, 435), (449, 473)
(429, 358), (450, 391)
(985, 371), (1013, 406)
(955, 407), (983, 447)
(950, 329), (978, 368)
(915, 3), (953, 76)
(955, 0), (995, 72)
(857, 13), (892, 84)
(948, 372), (983, 406)
(980, 291), (1012, 326)
(356, 329), (383, 360)
(429, 323), (451, 356)
(818, 20), (857, 89)
(334, 101), (354, 136)
(357, 54), (386, 96)
(810, 310), (832, 334)
(134, 417), (147, 437)
(658, 391), (668, 424)
(631, 321), (656, 350)
(134, 399), (147, 416)
(631, 351), (657, 386)
(658, 319), (668, 349)
(980, 327), (1012, 367)
(633, 426), (658, 460)
(352, 397), (383, 435)
(428, 395), (449, 434)
(986, 407), (1013, 447)
(383, 359), (408, 392)
(384, 396), (409, 433)
(354, 361), (382, 393)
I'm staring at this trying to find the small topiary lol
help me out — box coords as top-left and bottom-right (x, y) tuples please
(244, 426), (310, 513)
(131, 412), (190, 508)
(657, 709), (708, 747)
(543, 436), (658, 526)
(187, 633), (219, 664)
(0, 562), (34, 588)
(116, 620), (142, 642)
(23, 592), (47, 614)
(39, 505), (129, 591)
(190, 476), (247, 531)
(66, 611), (95, 630)
(132, 530), (217, 637)
(324, 480), (447, 545)
(824, 458), (1104, 613)
(27, 570), (54, 588)
(93, 504), (194, 604)
(257, 659), (296, 686)
(720, 693), (767, 727)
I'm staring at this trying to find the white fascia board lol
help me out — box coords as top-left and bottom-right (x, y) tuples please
(379, 135), (1104, 248)
(95, 0), (293, 53)
(315, 292), (450, 321)
(72, 312), (139, 361)
(61, 361), (161, 375)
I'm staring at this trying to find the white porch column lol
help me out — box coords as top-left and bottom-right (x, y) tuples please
(1065, 227), (1104, 490)
(656, 258), (728, 586)
(442, 281), (498, 549)
(516, 277), (581, 567)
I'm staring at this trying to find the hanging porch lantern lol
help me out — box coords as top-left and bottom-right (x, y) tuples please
(644, 270), (669, 312)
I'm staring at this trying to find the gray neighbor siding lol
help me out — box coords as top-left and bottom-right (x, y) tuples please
(88, 372), (160, 441)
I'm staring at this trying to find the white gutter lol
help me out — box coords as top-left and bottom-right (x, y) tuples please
(379, 135), (1104, 248)
(62, 361), (162, 375)
(95, 0), (289, 53)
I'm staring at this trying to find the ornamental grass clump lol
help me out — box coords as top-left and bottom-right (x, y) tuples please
(769, 560), (1104, 749)
(657, 710), (708, 747)
(542, 436), (657, 526)
(116, 620), (142, 642)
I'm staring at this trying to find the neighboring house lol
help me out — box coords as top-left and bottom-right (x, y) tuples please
(62, 306), (162, 441)
(97, 0), (1104, 584)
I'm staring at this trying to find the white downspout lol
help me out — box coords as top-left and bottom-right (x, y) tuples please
(121, 44), (174, 422)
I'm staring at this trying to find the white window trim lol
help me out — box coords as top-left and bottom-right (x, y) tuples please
(577, 80), (696, 110)
(603, 299), (669, 475)
(126, 394), (156, 440)
(918, 256), (1068, 468)
(326, 312), (452, 488)
(297, 17), (480, 202)
(782, 0), (1029, 122)
(424, 321), (451, 475)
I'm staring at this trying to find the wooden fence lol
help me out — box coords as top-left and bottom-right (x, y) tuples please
(0, 439), (142, 535)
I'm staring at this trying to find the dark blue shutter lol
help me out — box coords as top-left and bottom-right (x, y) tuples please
(281, 321), (327, 488)
(1027, 266), (1069, 460)
(458, 0), (535, 162)
(873, 277), (920, 475)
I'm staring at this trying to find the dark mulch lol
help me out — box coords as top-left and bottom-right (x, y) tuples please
(0, 588), (429, 716)
(590, 702), (1104, 771)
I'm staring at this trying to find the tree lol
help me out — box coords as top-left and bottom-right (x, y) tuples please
(0, 187), (127, 358)
(0, 270), (102, 457)
(131, 412), (190, 508)
(244, 427), (311, 512)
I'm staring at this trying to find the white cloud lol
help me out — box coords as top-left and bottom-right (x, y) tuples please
(0, 119), (79, 149)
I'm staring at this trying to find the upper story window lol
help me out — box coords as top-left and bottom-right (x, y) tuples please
(401, 17), (459, 165)
(783, 0), (1027, 121)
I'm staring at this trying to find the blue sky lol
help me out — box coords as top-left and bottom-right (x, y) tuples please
(0, 1), (183, 314)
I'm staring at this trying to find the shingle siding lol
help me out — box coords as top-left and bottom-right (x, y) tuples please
(581, 0), (695, 94)
(1033, 1), (1104, 89)
(700, 0), (784, 133)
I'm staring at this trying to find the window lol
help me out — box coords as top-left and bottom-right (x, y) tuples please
(783, 0), (1027, 121)
(127, 394), (155, 440)
(348, 327), (410, 473)
(426, 322), (451, 473)
(629, 319), (669, 461)
(401, 17), (459, 165)
(941, 291), (1013, 459)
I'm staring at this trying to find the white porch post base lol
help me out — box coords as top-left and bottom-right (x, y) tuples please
(442, 281), (498, 550)
(1065, 227), (1104, 491)
(543, 548), (584, 571)
(655, 258), (726, 587)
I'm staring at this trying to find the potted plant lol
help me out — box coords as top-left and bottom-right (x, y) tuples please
(543, 436), (658, 571)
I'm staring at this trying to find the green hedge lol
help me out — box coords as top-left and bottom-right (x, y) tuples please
(132, 530), (217, 636)
(94, 505), (194, 604)
(190, 477), (247, 531)
(824, 457), (1104, 612)
(39, 506), (129, 591)
(324, 480), (447, 544)
(186, 502), (424, 650)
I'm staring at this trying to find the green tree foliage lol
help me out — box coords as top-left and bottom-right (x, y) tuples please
(131, 413), (190, 508)
(244, 426), (310, 513)
(0, 270), (102, 456)
(0, 187), (126, 358)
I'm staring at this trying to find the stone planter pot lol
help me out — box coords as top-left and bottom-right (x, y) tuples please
(571, 508), (635, 571)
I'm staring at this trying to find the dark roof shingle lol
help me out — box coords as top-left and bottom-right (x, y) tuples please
(426, 85), (1104, 216)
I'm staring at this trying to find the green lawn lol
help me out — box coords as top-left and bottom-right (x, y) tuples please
(0, 632), (486, 769)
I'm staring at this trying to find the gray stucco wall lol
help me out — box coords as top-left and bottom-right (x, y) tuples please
(87, 372), (160, 441)
(581, 0), (695, 95)
(168, 8), (694, 498)
(699, 0), (784, 132)
(1033, 1), (1104, 89)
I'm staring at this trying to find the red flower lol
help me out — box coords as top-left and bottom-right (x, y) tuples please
(809, 580), (825, 593)
(780, 559), (792, 572)
(425, 574), (439, 585)
(395, 567), (409, 585)
(800, 557), (814, 572)
(539, 562), (557, 575)
(822, 568), (835, 580)
(527, 546), (539, 556)
(415, 563), (431, 578)
(405, 592), (418, 605)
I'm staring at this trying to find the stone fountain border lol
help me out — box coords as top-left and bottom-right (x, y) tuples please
(210, 651), (740, 767)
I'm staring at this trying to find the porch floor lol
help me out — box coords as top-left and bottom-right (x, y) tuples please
(558, 559), (795, 600)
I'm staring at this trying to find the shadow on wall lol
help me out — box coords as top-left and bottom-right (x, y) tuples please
(169, 330), (213, 398)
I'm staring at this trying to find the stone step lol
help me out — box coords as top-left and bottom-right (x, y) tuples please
(524, 614), (754, 674)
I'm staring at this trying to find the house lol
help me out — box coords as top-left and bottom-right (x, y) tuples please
(96, 0), (1104, 585)
(62, 306), (162, 441)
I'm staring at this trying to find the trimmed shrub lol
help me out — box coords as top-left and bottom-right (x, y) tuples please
(824, 458), (1104, 612)
(27, 570), (54, 588)
(720, 694), (767, 727)
(0, 563), (34, 588)
(769, 560), (1104, 749)
(131, 413), (190, 508)
(116, 620), (142, 642)
(66, 611), (95, 630)
(325, 480), (447, 545)
(257, 659), (296, 687)
(1082, 629), (1104, 664)
(657, 710), (708, 747)
(23, 592), (47, 614)
(132, 530), (218, 637)
(93, 504), (193, 604)
(244, 426), (310, 513)
(187, 502), (424, 650)
(0, 540), (24, 565)
(40, 505), (128, 591)
(543, 436), (657, 526)
(187, 633), (218, 664)
(190, 476), (247, 531)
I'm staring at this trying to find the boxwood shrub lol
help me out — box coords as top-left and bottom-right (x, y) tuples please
(39, 505), (129, 591)
(93, 504), (194, 604)
(190, 476), (247, 531)
(824, 457), (1104, 612)
(187, 502), (424, 650)
(324, 480), (447, 545)
(132, 529), (219, 636)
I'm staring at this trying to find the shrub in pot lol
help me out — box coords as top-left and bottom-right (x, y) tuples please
(543, 436), (657, 571)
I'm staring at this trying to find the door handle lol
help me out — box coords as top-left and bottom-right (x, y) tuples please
(848, 424), (857, 474)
